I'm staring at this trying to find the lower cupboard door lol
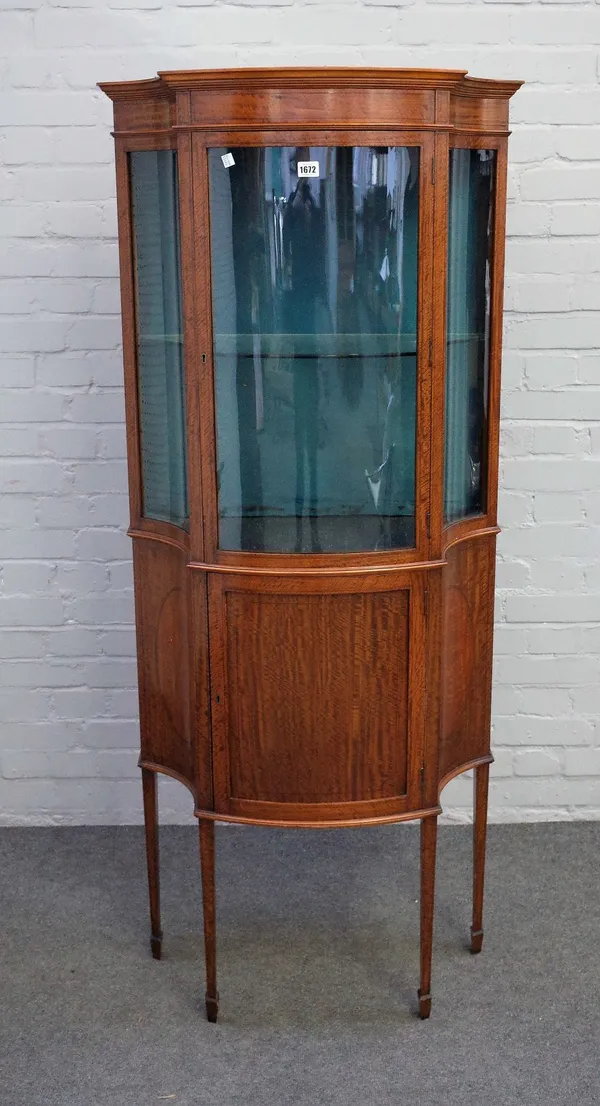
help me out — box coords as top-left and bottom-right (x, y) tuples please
(206, 572), (427, 824)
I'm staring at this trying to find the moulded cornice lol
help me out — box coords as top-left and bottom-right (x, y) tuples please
(98, 67), (522, 102)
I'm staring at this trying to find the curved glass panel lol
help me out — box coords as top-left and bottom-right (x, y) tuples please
(208, 146), (419, 553)
(444, 148), (496, 523)
(129, 151), (188, 527)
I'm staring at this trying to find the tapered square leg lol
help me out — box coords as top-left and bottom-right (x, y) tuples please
(471, 762), (490, 954)
(418, 814), (437, 1019)
(199, 818), (219, 1023)
(141, 768), (162, 960)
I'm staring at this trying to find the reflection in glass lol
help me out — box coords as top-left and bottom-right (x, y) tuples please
(129, 151), (188, 527)
(444, 148), (495, 523)
(208, 146), (419, 553)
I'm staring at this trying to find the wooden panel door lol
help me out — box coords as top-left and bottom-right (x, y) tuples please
(207, 570), (428, 825)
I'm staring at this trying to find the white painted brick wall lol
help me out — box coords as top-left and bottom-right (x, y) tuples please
(1, 0), (599, 826)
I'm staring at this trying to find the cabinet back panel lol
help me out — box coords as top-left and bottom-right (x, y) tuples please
(222, 590), (409, 804)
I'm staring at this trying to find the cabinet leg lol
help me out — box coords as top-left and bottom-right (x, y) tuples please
(141, 768), (162, 960)
(199, 818), (219, 1023)
(418, 814), (437, 1019)
(471, 762), (490, 954)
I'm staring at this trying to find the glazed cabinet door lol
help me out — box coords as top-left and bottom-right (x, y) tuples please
(195, 135), (433, 566)
(444, 144), (497, 526)
(206, 572), (429, 825)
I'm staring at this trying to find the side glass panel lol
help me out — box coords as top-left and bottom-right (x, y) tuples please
(208, 146), (419, 553)
(444, 148), (496, 524)
(129, 150), (188, 527)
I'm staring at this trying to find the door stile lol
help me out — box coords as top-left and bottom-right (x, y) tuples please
(429, 124), (450, 557)
(485, 138), (509, 530)
(424, 119), (449, 803)
(414, 131), (435, 564)
(206, 570), (230, 814)
(405, 575), (429, 814)
(191, 133), (220, 564)
(114, 138), (144, 528)
(177, 125), (205, 562)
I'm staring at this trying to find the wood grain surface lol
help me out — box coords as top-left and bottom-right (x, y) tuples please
(105, 66), (520, 826)
(104, 67), (520, 1019)
(439, 531), (497, 785)
(226, 590), (410, 804)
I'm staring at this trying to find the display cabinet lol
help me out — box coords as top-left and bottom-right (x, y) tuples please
(100, 68), (521, 1021)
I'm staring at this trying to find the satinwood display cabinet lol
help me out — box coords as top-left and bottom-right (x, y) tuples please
(100, 67), (521, 1021)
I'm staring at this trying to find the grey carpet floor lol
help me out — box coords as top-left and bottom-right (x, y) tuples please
(1, 823), (599, 1106)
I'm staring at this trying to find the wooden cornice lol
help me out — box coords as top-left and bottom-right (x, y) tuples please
(98, 67), (522, 103)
